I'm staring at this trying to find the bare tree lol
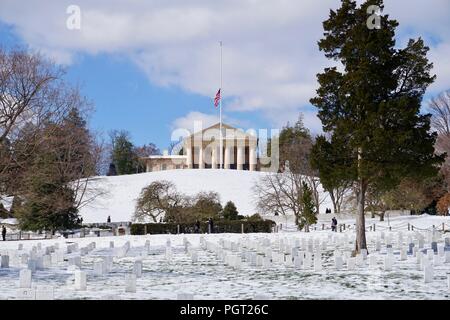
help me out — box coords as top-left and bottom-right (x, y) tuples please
(253, 170), (317, 231)
(327, 182), (353, 214)
(134, 180), (185, 223)
(0, 48), (76, 197)
(429, 90), (450, 135)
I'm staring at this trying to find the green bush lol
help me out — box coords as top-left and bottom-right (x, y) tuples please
(131, 219), (275, 235)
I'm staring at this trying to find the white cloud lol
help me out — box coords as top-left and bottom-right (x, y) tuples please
(170, 110), (252, 133)
(0, 0), (449, 130)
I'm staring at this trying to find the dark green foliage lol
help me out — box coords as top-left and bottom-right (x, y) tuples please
(189, 191), (222, 221)
(311, 0), (442, 190)
(111, 131), (138, 175)
(298, 182), (317, 230)
(16, 151), (81, 231)
(222, 201), (239, 220)
(278, 116), (313, 173)
(131, 219), (275, 235)
(0, 202), (8, 219)
(107, 163), (117, 176)
(310, 0), (443, 250)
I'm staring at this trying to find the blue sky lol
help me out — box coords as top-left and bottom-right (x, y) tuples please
(0, 23), (268, 149)
(0, 0), (449, 150)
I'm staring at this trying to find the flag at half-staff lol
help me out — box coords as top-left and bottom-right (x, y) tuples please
(214, 88), (221, 108)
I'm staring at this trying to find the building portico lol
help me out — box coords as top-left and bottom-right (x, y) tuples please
(142, 123), (260, 172)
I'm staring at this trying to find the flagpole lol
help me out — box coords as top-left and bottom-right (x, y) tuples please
(219, 41), (223, 170)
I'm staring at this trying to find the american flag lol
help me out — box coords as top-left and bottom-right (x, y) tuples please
(214, 89), (221, 108)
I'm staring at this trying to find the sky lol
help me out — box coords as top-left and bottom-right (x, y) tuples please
(0, 0), (449, 150)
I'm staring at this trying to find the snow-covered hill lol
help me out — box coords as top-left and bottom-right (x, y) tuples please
(79, 169), (332, 223)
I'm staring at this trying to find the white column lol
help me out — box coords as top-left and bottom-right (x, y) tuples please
(199, 146), (204, 169)
(224, 146), (231, 169)
(249, 144), (257, 171)
(211, 146), (217, 169)
(186, 146), (193, 169)
(237, 146), (244, 170)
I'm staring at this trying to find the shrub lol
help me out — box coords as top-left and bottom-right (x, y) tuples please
(130, 219), (275, 235)
(222, 201), (239, 220)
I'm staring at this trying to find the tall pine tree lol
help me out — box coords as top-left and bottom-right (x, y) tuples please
(310, 0), (443, 253)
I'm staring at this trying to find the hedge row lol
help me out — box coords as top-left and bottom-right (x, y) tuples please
(130, 220), (275, 235)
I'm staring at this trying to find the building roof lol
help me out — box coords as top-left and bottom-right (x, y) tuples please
(186, 122), (257, 141)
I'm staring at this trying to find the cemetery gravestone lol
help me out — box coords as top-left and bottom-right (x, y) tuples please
(19, 269), (32, 288)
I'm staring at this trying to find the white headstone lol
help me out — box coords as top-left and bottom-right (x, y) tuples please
(445, 251), (450, 263)
(433, 254), (442, 266)
(50, 253), (58, 265)
(57, 250), (64, 263)
(262, 256), (271, 268)
(356, 254), (364, 267)
(438, 244), (445, 257)
(110, 241), (114, 248)
(294, 256), (302, 269)
(133, 260), (143, 278)
(424, 264), (433, 283)
(447, 273), (450, 293)
(93, 261), (105, 276)
(361, 249), (368, 260)
(256, 254), (263, 267)
(1, 255), (9, 268)
(18, 244), (23, 251)
(347, 257), (356, 271)
(384, 255), (393, 271)
(69, 256), (81, 268)
(369, 255), (377, 269)
(103, 256), (112, 273)
(74, 270), (87, 290)
(43, 255), (51, 268)
(191, 251), (198, 263)
(427, 249), (434, 260)
(335, 256), (343, 270)
(400, 247), (407, 261)
(125, 274), (136, 293)
(27, 259), (36, 273)
(303, 253), (312, 269)
(19, 269), (32, 288)
(165, 247), (172, 260)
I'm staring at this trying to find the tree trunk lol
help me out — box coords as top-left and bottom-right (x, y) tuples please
(355, 180), (367, 254)
(379, 211), (385, 221)
(330, 192), (338, 214)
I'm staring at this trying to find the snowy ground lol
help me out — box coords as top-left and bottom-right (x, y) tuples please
(78, 169), (332, 223)
(0, 215), (450, 300)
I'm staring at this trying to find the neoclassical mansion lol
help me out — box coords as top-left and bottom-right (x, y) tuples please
(141, 123), (268, 172)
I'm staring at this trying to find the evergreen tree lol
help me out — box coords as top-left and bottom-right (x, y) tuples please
(298, 182), (317, 231)
(17, 150), (81, 232)
(222, 201), (239, 220)
(107, 163), (117, 176)
(278, 115), (313, 173)
(310, 0), (443, 252)
(111, 131), (138, 175)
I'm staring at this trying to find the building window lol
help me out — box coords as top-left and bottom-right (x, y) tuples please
(161, 164), (167, 171)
